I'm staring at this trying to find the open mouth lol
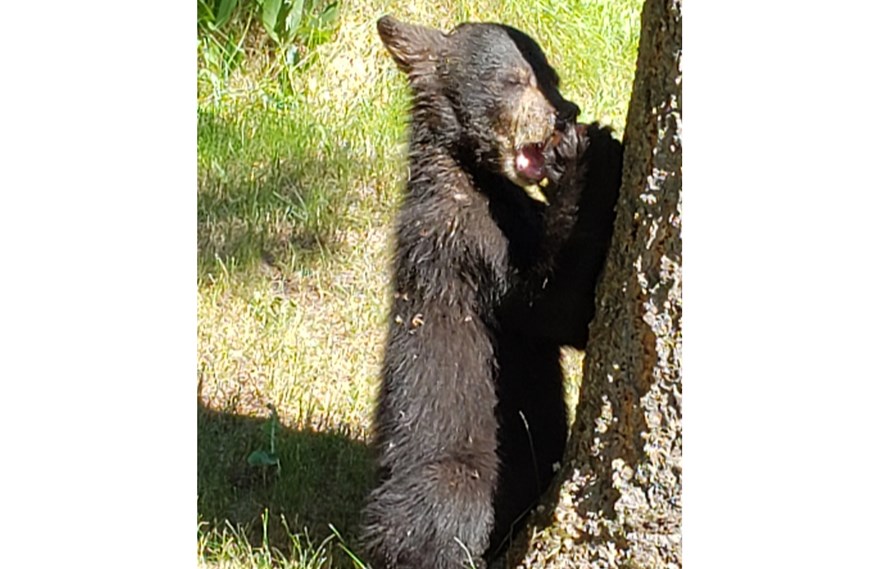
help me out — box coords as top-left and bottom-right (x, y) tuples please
(514, 142), (547, 183)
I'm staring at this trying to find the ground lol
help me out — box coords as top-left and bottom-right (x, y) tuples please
(197, 1), (641, 567)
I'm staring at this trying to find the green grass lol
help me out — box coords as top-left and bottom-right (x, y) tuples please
(197, 0), (641, 566)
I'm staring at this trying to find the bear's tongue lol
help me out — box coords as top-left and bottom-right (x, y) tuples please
(514, 143), (546, 183)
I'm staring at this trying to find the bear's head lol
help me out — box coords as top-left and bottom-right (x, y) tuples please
(377, 16), (580, 188)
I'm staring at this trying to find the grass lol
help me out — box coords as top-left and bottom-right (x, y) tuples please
(197, 0), (642, 566)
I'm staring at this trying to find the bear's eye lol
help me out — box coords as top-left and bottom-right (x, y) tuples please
(503, 73), (529, 87)
(504, 74), (538, 89)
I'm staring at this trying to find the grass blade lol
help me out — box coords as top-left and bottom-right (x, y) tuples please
(215, 0), (238, 27)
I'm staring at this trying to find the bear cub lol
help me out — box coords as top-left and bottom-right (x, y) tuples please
(360, 16), (593, 569)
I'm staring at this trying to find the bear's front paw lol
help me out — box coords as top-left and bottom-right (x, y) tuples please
(544, 122), (589, 192)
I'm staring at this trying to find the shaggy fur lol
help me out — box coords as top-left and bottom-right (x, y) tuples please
(361, 16), (588, 569)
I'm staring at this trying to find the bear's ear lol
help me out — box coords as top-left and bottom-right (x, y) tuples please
(377, 16), (445, 75)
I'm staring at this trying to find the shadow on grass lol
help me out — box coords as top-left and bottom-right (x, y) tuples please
(197, 400), (374, 562)
(197, 106), (359, 279)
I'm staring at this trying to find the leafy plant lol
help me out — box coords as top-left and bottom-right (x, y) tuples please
(247, 404), (282, 474)
(198, 0), (341, 101)
(199, 0), (340, 47)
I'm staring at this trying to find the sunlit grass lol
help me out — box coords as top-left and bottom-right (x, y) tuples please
(197, 0), (641, 566)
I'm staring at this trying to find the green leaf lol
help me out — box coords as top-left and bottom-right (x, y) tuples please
(317, 1), (339, 27)
(285, 0), (305, 35)
(261, 0), (282, 41)
(215, 0), (238, 27)
(247, 450), (279, 466)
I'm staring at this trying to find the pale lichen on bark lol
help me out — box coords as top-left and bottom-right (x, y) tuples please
(510, 0), (682, 567)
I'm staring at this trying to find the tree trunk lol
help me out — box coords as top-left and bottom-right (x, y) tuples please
(508, 0), (682, 566)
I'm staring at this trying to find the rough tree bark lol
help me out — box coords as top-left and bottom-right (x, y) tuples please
(507, 0), (682, 567)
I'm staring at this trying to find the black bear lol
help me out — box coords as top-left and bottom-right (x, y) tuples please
(361, 16), (591, 569)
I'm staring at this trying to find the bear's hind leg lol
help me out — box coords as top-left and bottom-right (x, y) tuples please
(362, 455), (497, 569)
